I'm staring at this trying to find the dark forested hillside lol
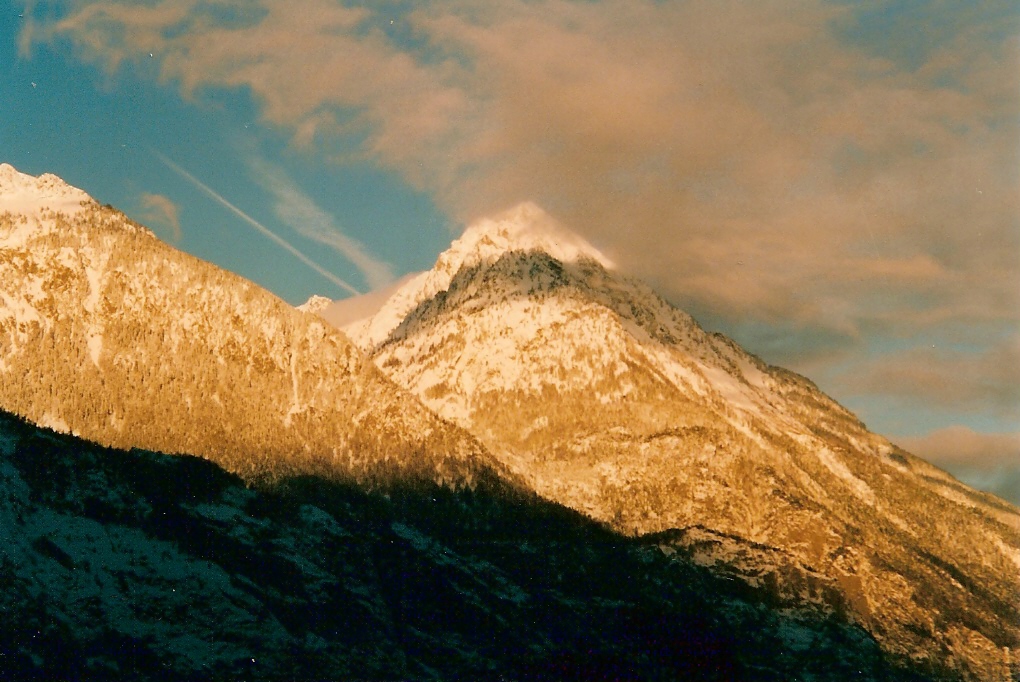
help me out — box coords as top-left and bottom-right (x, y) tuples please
(0, 409), (937, 681)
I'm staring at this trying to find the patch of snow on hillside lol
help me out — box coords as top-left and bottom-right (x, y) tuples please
(82, 253), (108, 367)
(38, 412), (70, 433)
(638, 344), (709, 397)
(816, 446), (876, 505)
(0, 290), (41, 326)
(700, 364), (764, 418)
(87, 334), (104, 368)
(994, 537), (1020, 573)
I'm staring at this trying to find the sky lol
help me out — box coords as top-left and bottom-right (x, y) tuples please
(2, 0), (1019, 503)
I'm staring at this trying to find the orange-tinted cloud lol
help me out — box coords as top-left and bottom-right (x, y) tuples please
(896, 425), (1020, 505)
(895, 425), (1020, 469)
(835, 335), (1020, 421)
(22, 0), (1020, 427)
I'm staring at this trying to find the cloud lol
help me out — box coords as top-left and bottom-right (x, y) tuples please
(895, 425), (1020, 505)
(895, 425), (1020, 469)
(138, 192), (181, 243)
(27, 1), (1018, 320)
(152, 150), (361, 296)
(22, 0), (1020, 428)
(245, 157), (394, 290)
(834, 335), (1020, 422)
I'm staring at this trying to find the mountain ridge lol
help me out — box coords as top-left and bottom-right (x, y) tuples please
(0, 163), (499, 488)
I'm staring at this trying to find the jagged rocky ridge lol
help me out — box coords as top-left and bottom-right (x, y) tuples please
(0, 163), (493, 487)
(1, 408), (936, 680)
(343, 203), (1020, 680)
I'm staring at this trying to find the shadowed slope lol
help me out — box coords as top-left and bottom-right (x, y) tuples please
(0, 408), (938, 681)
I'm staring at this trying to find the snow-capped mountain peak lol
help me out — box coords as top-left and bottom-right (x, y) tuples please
(346, 202), (613, 350)
(297, 294), (333, 315)
(0, 163), (93, 217)
(442, 202), (613, 274)
(349, 207), (1020, 678)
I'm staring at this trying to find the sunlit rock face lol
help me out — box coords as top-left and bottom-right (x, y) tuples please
(348, 202), (1020, 680)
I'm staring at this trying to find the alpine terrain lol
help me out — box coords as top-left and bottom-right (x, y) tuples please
(341, 202), (1020, 680)
(0, 163), (493, 486)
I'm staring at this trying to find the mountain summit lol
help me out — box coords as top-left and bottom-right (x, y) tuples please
(345, 202), (612, 350)
(445, 202), (614, 271)
(0, 163), (91, 217)
(346, 204), (1020, 680)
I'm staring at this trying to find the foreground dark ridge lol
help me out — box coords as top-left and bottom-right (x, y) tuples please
(0, 410), (940, 681)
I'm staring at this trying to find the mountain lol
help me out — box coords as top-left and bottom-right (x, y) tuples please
(344, 202), (1020, 680)
(295, 293), (333, 315)
(0, 407), (933, 680)
(0, 163), (493, 486)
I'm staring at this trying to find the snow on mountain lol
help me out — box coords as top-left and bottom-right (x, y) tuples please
(0, 163), (92, 219)
(349, 202), (1020, 680)
(345, 202), (613, 350)
(0, 164), (495, 486)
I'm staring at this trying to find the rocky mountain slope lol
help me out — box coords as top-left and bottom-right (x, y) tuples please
(1, 407), (935, 680)
(0, 163), (492, 486)
(344, 203), (1020, 680)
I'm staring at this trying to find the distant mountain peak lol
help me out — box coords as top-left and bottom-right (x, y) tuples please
(297, 294), (333, 315)
(345, 202), (614, 350)
(348, 206), (1020, 678)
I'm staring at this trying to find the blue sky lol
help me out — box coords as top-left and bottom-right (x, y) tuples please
(2, 7), (453, 301)
(3, 0), (1019, 502)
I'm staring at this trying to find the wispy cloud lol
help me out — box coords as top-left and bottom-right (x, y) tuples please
(245, 156), (394, 290)
(835, 336), (1020, 422)
(151, 150), (361, 296)
(895, 426), (1020, 469)
(32, 0), (1019, 326)
(138, 191), (181, 243)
